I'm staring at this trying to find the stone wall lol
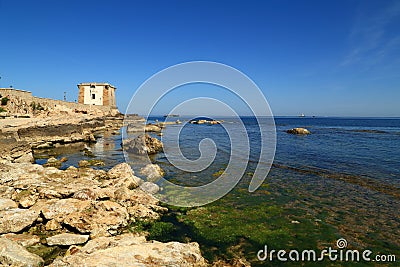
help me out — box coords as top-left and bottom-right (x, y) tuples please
(0, 88), (119, 116)
(32, 96), (116, 113)
(0, 88), (32, 99)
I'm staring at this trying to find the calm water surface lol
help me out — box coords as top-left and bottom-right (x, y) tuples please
(34, 117), (400, 265)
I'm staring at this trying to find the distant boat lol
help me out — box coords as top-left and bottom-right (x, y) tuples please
(299, 113), (305, 117)
(163, 114), (179, 118)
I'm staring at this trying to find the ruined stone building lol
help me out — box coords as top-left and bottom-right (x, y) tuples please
(77, 83), (117, 108)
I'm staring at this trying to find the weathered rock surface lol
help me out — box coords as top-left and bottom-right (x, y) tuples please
(105, 162), (142, 189)
(0, 186), (15, 199)
(141, 181), (160, 194)
(140, 163), (164, 182)
(63, 200), (129, 237)
(78, 159), (90, 168)
(0, 237), (44, 267)
(46, 233), (89, 246)
(1, 233), (40, 247)
(0, 198), (17, 211)
(125, 188), (167, 221)
(33, 199), (92, 222)
(0, 209), (38, 234)
(0, 160), (180, 265)
(49, 233), (207, 267)
(45, 219), (62, 231)
(145, 124), (162, 132)
(286, 127), (311, 134)
(123, 134), (163, 155)
(17, 119), (105, 147)
(126, 123), (162, 133)
(0, 138), (33, 163)
(43, 157), (62, 168)
(126, 123), (144, 133)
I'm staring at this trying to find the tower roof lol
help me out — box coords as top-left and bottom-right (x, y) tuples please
(77, 83), (116, 89)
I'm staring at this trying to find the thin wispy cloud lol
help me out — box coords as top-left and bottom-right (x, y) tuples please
(341, 1), (400, 69)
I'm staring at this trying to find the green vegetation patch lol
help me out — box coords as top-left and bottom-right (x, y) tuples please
(1, 97), (9, 106)
(176, 196), (338, 266)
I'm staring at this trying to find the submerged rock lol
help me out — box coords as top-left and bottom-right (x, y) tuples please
(43, 157), (62, 168)
(140, 164), (164, 182)
(286, 127), (311, 134)
(78, 160), (90, 168)
(0, 237), (44, 267)
(87, 159), (105, 166)
(141, 181), (160, 195)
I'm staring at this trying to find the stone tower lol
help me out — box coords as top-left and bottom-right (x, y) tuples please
(77, 83), (116, 108)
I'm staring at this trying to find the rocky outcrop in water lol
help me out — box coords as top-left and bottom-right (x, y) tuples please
(286, 127), (311, 134)
(126, 123), (162, 133)
(123, 134), (163, 155)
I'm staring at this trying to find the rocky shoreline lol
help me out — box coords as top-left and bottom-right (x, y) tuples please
(0, 114), (208, 266)
(0, 113), (123, 164)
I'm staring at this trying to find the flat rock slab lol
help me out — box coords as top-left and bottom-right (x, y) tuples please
(47, 233), (89, 246)
(1, 233), (40, 247)
(32, 199), (91, 221)
(0, 237), (44, 267)
(0, 208), (38, 234)
(0, 198), (17, 211)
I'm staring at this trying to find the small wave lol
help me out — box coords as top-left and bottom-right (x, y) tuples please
(350, 129), (388, 134)
(271, 163), (400, 199)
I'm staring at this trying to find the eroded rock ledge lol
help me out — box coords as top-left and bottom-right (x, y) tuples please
(0, 114), (123, 163)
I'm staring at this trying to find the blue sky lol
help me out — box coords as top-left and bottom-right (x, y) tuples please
(1, 0), (399, 116)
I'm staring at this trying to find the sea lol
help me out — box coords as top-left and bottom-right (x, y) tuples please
(34, 116), (400, 266)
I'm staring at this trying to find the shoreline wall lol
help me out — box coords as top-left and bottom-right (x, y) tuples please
(0, 88), (118, 115)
